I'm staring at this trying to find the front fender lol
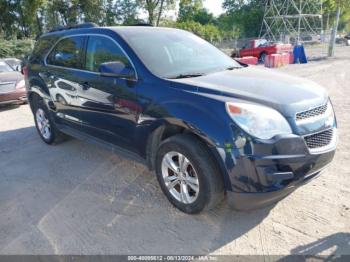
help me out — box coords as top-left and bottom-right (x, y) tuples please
(153, 100), (235, 191)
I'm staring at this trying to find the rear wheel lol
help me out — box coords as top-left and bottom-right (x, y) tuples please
(155, 134), (225, 214)
(33, 98), (64, 144)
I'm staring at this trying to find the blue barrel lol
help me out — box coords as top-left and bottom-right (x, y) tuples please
(293, 45), (308, 64)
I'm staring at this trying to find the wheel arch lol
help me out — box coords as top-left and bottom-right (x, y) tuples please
(259, 51), (268, 58)
(27, 78), (52, 112)
(145, 120), (233, 191)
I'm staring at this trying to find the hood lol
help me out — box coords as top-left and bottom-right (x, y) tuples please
(169, 67), (328, 117)
(0, 71), (23, 83)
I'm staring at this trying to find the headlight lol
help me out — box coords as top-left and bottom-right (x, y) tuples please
(226, 102), (292, 140)
(325, 100), (335, 126)
(15, 79), (25, 89)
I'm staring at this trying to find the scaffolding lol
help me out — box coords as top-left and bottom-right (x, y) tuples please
(260, 0), (324, 44)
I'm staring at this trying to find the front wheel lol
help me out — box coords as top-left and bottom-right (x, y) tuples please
(259, 52), (267, 64)
(155, 134), (225, 214)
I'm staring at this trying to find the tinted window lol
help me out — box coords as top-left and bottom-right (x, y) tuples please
(31, 36), (58, 64)
(47, 36), (84, 68)
(85, 36), (131, 72)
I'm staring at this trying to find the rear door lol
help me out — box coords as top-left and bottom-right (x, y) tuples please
(45, 35), (86, 130)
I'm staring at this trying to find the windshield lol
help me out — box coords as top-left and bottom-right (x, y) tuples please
(0, 61), (14, 73)
(4, 59), (21, 69)
(119, 28), (241, 78)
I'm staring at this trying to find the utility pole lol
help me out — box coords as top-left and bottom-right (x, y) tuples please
(328, 5), (341, 57)
(297, 0), (302, 44)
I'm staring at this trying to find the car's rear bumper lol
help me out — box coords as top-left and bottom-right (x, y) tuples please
(0, 88), (27, 105)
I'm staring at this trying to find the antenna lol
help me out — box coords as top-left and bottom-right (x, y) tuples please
(260, 0), (323, 44)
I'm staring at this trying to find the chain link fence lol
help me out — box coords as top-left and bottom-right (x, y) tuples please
(214, 31), (349, 60)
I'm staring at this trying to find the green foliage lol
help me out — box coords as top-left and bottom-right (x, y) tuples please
(323, 0), (350, 32)
(1, 0), (349, 45)
(178, 0), (214, 25)
(115, 0), (139, 25)
(137, 0), (176, 25)
(0, 39), (35, 58)
(221, 0), (264, 38)
(164, 20), (237, 42)
(178, 0), (202, 22)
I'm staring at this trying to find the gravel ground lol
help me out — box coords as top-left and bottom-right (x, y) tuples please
(0, 46), (349, 256)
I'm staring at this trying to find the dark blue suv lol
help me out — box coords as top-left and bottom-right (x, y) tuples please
(25, 24), (337, 214)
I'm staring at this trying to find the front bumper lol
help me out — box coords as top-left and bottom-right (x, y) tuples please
(228, 169), (324, 210)
(224, 127), (337, 210)
(0, 88), (27, 105)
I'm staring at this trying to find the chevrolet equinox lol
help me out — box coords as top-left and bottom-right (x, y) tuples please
(25, 24), (337, 214)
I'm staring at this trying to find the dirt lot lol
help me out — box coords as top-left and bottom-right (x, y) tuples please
(0, 46), (349, 256)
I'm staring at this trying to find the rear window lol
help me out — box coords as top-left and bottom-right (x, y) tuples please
(46, 36), (85, 69)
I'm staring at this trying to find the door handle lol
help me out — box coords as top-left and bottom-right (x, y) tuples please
(81, 82), (90, 90)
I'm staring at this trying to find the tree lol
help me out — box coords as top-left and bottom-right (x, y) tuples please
(138, 0), (175, 26)
(115, 0), (139, 25)
(0, 0), (47, 38)
(178, 0), (214, 26)
(325, 0), (350, 56)
(78, 0), (104, 24)
(46, 0), (80, 27)
(178, 0), (203, 22)
(0, 1), (18, 38)
(222, 0), (264, 38)
(104, 0), (116, 26)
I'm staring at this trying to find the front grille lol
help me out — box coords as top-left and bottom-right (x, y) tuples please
(0, 82), (16, 93)
(304, 129), (333, 149)
(296, 103), (328, 121)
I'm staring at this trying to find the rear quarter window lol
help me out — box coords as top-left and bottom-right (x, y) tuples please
(30, 36), (58, 64)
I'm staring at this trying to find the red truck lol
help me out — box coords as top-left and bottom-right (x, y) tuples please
(239, 39), (292, 63)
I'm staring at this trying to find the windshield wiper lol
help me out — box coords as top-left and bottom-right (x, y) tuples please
(225, 66), (242, 71)
(168, 73), (206, 79)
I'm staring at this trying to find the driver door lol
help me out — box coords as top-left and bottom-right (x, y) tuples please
(76, 35), (141, 153)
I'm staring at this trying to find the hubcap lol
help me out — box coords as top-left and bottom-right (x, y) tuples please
(161, 151), (199, 204)
(36, 108), (51, 140)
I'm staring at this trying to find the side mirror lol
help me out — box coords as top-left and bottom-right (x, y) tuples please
(16, 65), (22, 72)
(99, 61), (136, 80)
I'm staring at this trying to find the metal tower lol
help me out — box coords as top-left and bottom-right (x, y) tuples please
(260, 0), (323, 43)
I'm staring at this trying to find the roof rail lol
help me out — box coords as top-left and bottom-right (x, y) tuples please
(131, 23), (153, 27)
(48, 22), (98, 33)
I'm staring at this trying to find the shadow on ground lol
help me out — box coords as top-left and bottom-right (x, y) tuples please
(293, 233), (350, 258)
(0, 104), (21, 112)
(0, 127), (272, 255)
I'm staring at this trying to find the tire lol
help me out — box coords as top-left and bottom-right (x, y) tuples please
(259, 52), (267, 64)
(32, 98), (64, 144)
(155, 134), (225, 214)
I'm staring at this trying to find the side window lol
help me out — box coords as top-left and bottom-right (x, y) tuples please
(47, 36), (85, 69)
(85, 36), (131, 72)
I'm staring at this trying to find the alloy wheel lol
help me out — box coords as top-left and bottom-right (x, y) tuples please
(161, 151), (200, 204)
(36, 108), (51, 140)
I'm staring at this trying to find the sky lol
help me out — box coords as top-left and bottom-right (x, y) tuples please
(203, 0), (224, 16)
